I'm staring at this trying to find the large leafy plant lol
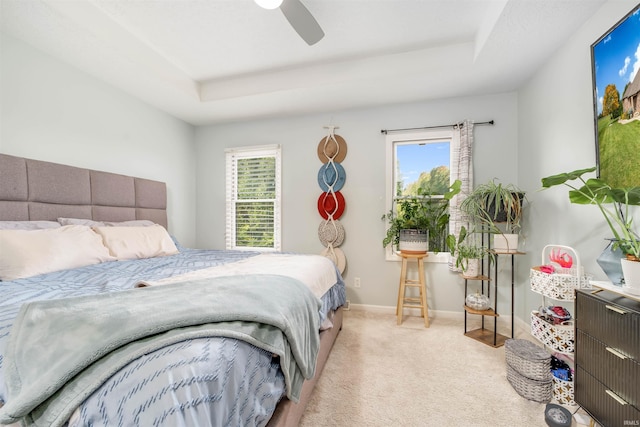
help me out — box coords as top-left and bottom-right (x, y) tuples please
(541, 167), (640, 260)
(459, 179), (525, 234)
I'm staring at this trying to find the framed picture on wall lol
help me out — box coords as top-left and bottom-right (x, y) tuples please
(590, 4), (640, 188)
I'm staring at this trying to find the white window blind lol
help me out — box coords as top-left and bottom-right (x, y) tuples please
(225, 145), (281, 251)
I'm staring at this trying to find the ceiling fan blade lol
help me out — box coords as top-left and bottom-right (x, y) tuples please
(280, 0), (324, 45)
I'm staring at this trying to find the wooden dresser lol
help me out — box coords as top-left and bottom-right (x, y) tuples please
(575, 289), (640, 426)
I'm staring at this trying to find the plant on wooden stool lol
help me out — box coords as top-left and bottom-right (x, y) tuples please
(382, 180), (461, 252)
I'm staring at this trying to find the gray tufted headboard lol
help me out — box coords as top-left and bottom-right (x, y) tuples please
(0, 154), (168, 229)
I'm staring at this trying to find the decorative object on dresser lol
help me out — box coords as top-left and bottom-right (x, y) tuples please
(530, 245), (592, 406)
(541, 167), (640, 295)
(574, 288), (640, 427)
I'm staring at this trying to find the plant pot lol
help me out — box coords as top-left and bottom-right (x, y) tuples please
(493, 233), (519, 253)
(486, 192), (524, 223)
(621, 258), (640, 296)
(464, 258), (481, 277)
(398, 229), (428, 254)
(596, 239), (625, 285)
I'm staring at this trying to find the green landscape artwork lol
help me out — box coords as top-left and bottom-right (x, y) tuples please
(591, 5), (640, 188)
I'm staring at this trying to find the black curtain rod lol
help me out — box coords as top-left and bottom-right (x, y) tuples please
(380, 120), (494, 134)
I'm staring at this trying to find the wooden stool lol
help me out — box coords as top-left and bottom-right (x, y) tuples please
(396, 252), (429, 327)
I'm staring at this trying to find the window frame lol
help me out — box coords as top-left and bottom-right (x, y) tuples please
(225, 144), (282, 251)
(384, 129), (456, 262)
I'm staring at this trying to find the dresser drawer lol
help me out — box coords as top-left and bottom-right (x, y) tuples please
(576, 330), (640, 408)
(575, 367), (640, 427)
(576, 290), (640, 360)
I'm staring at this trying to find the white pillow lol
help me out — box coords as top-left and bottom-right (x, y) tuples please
(0, 225), (115, 281)
(0, 221), (61, 230)
(57, 218), (155, 227)
(92, 224), (178, 260)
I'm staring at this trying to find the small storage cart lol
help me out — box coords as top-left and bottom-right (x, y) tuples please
(529, 245), (591, 406)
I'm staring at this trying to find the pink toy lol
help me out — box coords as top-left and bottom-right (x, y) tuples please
(550, 247), (573, 268)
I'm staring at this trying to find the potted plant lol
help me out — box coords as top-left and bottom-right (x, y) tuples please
(446, 226), (491, 277)
(459, 179), (526, 252)
(541, 167), (640, 294)
(382, 180), (461, 253)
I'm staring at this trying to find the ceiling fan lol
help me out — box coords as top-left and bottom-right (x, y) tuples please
(254, 0), (324, 46)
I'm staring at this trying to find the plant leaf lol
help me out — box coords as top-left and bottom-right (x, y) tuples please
(541, 167), (596, 188)
(610, 187), (640, 205)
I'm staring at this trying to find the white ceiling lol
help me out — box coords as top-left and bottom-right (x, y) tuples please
(1, 0), (606, 126)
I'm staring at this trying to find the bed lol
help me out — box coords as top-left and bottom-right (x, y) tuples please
(0, 153), (346, 427)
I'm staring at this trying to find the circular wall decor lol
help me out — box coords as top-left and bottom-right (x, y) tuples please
(318, 219), (345, 247)
(317, 162), (346, 192)
(317, 134), (348, 163)
(317, 191), (345, 220)
(320, 246), (346, 273)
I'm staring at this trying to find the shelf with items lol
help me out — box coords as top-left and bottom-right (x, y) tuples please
(463, 277), (497, 319)
(462, 250), (524, 348)
(529, 245), (591, 406)
(530, 310), (574, 355)
(462, 267), (505, 347)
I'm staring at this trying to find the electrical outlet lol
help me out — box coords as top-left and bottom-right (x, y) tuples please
(354, 277), (361, 288)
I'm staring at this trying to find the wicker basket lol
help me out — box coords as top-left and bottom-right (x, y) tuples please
(530, 311), (574, 354)
(505, 339), (551, 381)
(530, 245), (591, 300)
(506, 364), (552, 403)
(552, 376), (576, 406)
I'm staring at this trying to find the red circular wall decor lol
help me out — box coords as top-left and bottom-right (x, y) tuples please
(317, 191), (345, 220)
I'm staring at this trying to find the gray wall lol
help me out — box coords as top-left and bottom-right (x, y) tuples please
(194, 92), (520, 313)
(517, 0), (639, 319)
(0, 34), (197, 247)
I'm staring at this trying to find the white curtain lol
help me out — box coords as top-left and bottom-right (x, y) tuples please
(449, 119), (474, 271)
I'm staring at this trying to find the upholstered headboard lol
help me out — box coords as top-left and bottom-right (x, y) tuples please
(0, 154), (168, 229)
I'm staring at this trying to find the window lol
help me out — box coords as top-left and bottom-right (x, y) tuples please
(385, 129), (457, 260)
(225, 145), (281, 251)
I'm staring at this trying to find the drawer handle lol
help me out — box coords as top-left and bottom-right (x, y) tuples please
(605, 347), (627, 360)
(605, 390), (628, 405)
(605, 304), (628, 315)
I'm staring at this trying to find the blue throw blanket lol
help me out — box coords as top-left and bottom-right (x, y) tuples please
(0, 274), (321, 427)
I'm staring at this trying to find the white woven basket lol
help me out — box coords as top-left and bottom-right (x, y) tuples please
(552, 377), (576, 406)
(530, 311), (574, 354)
(530, 245), (591, 301)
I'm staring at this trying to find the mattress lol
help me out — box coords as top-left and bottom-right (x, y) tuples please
(0, 247), (346, 427)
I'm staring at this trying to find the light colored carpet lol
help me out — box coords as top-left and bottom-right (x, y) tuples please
(300, 309), (565, 427)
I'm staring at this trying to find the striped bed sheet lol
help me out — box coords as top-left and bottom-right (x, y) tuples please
(0, 247), (346, 427)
